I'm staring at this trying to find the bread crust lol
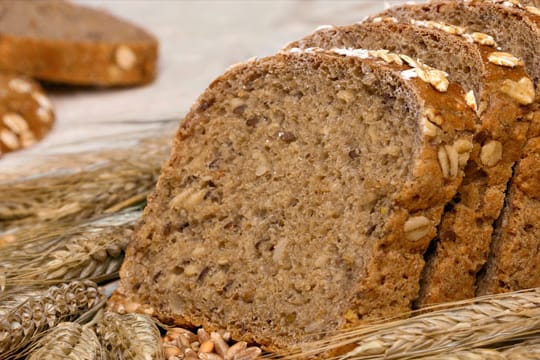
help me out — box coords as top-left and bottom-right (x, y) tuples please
(119, 50), (475, 353)
(377, 0), (540, 300)
(0, 1), (158, 86)
(417, 45), (532, 305)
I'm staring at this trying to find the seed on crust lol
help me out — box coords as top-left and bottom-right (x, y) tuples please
(410, 19), (466, 35)
(36, 107), (53, 123)
(445, 144), (459, 178)
(500, 77), (535, 105)
(425, 107), (444, 125)
(480, 140), (503, 167)
(115, 45), (138, 70)
(465, 90), (477, 111)
(8, 78), (32, 93)
(469, 32), (496, 46)
(487, 52), (523, 68)
(453, 139), (473, 167)
(422, 118), (440, 137)
(32, 91), (52, 110)
(437, 142), (462, 179)
(404, 216), (432, 241)
(0, 129), (20, 150)
(2, 113), (28, 134)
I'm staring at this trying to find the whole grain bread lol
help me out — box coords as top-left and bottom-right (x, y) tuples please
(378, 0), (540, 297)
(286, 19), (533, 306)
(119, 48), (475, 352)
(0, 72), (55, 156)
(0, 0), (158, 87)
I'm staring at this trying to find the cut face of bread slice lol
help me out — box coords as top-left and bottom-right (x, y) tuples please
(119, 49), (475, 352)
(0, 0), (158, 86)
(285, 20), (533, 306)
(0, 73), (55, 156)
(378, 0), (540, 297)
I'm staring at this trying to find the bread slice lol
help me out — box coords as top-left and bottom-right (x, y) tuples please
(285, 20), (533, 306)
(119, 49), (475, 352)
(0, 73), (55, 156)
(0, 0), (158, 87)
(378, 0), (540, 296)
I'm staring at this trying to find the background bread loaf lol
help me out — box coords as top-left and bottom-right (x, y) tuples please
(0, 0), (158, 87)
(0, 72), (54, 156)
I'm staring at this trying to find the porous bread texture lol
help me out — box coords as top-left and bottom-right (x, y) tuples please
(120, 50), (475, 352)
(0, 0), (157, 86)
(378, 0), (540, 298)
(0, 72), (55, 156)
(286, 20), (532, 306)
(378, 0), (540, 94)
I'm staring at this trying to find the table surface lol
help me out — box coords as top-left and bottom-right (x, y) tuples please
(0, 0), (412, 175)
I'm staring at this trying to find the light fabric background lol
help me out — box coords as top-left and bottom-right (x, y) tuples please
(0, 0), (413, 173)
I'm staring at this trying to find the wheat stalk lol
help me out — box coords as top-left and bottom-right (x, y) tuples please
(0, 280), (104, 359)
(0, 210), (140, 292)
(417, 348), (505, 359)
(96, 311), (164, 360)
(25, 322), (105, 360)
(417, 336), (540, 359)
(275, 288), (540, 359)
(0, 134), (170, 233)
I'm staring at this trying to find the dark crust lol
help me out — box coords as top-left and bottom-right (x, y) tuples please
(0, 0), (158, 86)
(416, 45), (531, 305)
(477, 110), (540, 295)
(119, 50), (475, 353)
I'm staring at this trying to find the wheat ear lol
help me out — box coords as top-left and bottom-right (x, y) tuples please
(0, 134), (169, 232)
(502, 337), (540, 359)
(96, 311), (164, 360)
(25, 322), (105, 360)
(416, 336), (540, 360)
(0, 280), (104, 359)
(278, 288), (540, 359)
(0, 210), (140, 291)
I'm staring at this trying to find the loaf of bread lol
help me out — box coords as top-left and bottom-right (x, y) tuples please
(378, 0), (540, 300)
(286, 19), (534, 306)
(119, 49), (475, 352)
(0, 72), (55, 156)
(0, 0), (158, 87)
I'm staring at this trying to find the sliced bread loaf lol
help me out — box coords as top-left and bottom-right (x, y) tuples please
(119, 49), (475, 352)
(0, 0), (158, 86)
(286, 20), (533, 305)
(0, 73), (55, 156)
(378, 0), (540, 297)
